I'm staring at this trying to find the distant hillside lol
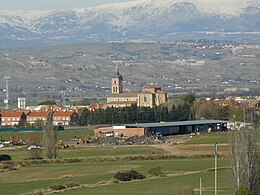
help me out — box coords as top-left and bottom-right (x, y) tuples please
(0, 42), (259, 102)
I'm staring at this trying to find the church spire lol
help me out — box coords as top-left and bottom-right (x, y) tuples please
(111, 61), (123, 94)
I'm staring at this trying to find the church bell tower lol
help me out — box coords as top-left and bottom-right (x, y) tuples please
(111, 64), (123, 94)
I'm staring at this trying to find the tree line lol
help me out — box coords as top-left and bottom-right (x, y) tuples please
(79, 93), (258, 126)
(80, 94), (196, 125)
(80, 104), (194, 125)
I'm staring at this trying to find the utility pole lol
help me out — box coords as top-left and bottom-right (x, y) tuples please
(200, 177), (202, 195)
(4, 76), (10, 109)
(215, 142), (218, 195)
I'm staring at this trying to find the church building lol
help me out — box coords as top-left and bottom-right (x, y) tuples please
(107, 66), (167, 108)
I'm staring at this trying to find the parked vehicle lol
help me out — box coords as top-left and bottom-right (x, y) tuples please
(3, 141), (10, 145)
(28, 145), (42, 150)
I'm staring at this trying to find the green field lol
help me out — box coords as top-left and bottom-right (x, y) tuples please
(0, 128), (94, 141)
(0, 158), (231, 195)
(60, 169), (231, 195)
(0, 131), (236, 195)
(2, 146), (166, 161)
(185, 132), (229, 145)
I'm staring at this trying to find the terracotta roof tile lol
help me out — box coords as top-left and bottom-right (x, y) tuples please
(53, 111), (75, 117)
(213, 100), (233, 105)
(1, 111), (25, 118)
(89, 103), (105, 109)
(27, 111), (49, 117)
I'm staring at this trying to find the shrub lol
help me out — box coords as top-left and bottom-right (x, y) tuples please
(114, 170), (145, 181)
(18, 161), (31, 167)
(49, 184), (66, 191)
(111, 179), (120, 184)
(28, 148), (43, 160)
(65, 182), (80, 188)
(2, 161), (17, 170)
(63, 158), (83, 163)
(31, 190), (44, 195)
(0, 154), (12, 162)
(148, 166), (163, 177)
(235, 186), (253, 195)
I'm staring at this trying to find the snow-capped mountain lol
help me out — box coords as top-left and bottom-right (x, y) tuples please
(0, 0), (259, 46)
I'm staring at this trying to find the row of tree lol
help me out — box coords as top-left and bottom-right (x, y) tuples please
(79, 94), (196, 125)
(79, 103), (195, 126)
(79, 93), (242, 126)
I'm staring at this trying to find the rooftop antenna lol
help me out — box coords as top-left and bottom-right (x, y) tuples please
(4, 76), (11, 109)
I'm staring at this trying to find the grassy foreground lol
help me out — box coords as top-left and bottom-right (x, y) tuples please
(0, 131), (234, 195)
(0, 158), (232, 195)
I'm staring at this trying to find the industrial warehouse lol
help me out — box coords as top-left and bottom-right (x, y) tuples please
(94, 120), (227, 137)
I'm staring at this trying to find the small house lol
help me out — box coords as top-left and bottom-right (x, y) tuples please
(1, 111), (26, 126)
(53, 111), (79, 126)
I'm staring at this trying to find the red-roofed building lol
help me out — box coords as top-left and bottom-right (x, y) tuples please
(1, 111), (26, 126)
(27, 111), (49, 125)
(53, 111), (79, 126)
(34, 104), (63, 111)
(88, 103), (107, 111)
(213, 99), (236, 106)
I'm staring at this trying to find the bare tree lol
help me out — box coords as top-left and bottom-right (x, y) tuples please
(230, 108), (260, 194)
(28, 132), (43, 159)
(44, 112), (57, 159)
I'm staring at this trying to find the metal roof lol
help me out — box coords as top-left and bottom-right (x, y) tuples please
(125, 120), (227, 128)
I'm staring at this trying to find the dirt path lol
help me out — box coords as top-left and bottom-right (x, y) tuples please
(151, 142), (230, 157)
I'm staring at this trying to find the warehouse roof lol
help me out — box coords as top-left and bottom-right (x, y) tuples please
(125, 120), (227, 128)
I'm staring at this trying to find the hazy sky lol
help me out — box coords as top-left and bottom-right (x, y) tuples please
(0, 0), (136, 10)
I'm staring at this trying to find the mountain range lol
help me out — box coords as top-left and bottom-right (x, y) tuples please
(0, 0), (259, 46)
